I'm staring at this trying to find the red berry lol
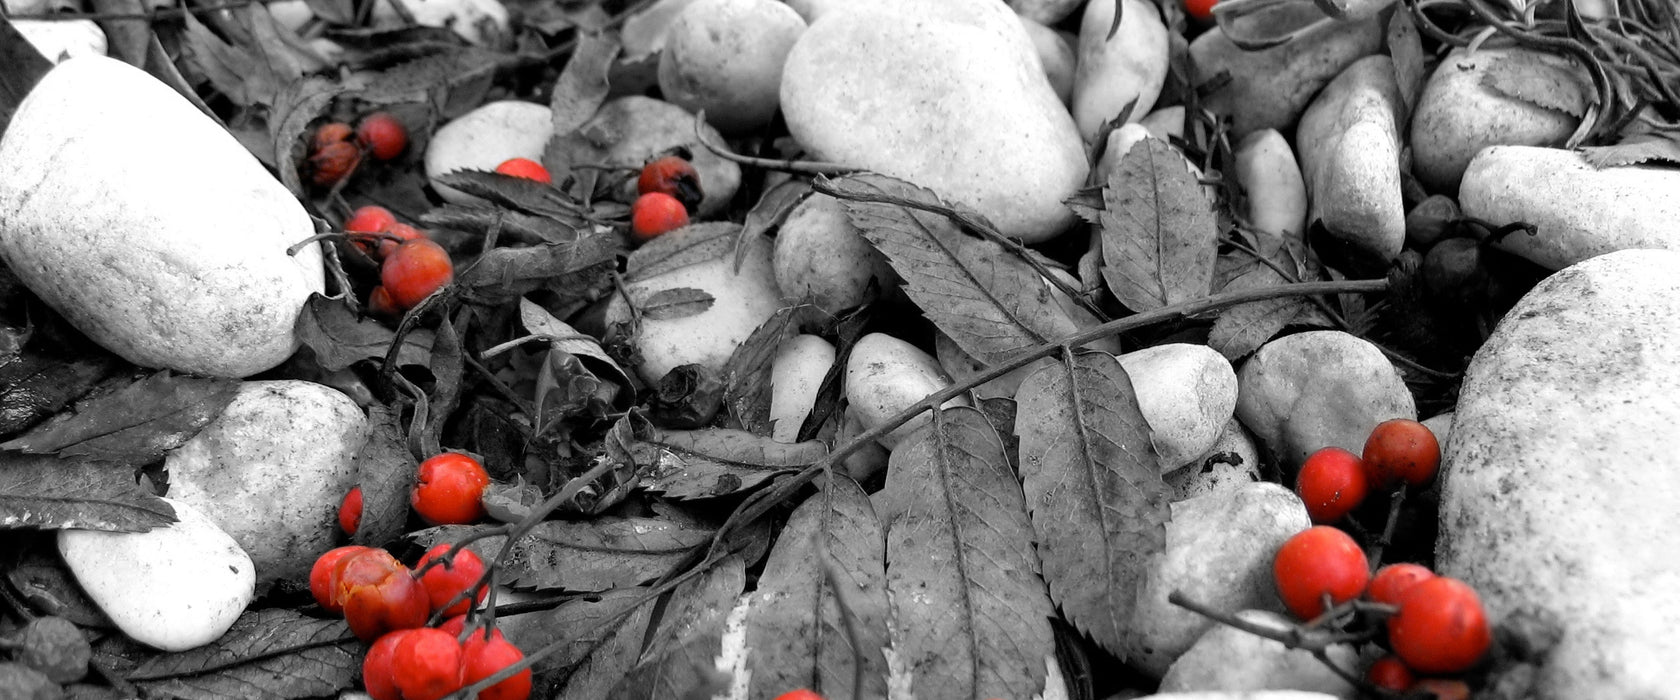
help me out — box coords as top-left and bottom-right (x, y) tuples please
(362, 628), (417, 700)
(345, 205), (397, 234)
(1363, 419), (1441, 489)
(339, 486), (363, 537)
(416, 544), (487, 617)
(375, 222), (428, 260)
(460, 634), (531, 700)
(637, 155), (702, 212)
(1366, 654), (1415, 691)
(494, 158), (552, 184)
(311, 141), (361, 187)
(391, 628), (465, 700)
(630, 192), (689, 241)
(1272, 526), (1370, 620)
(439, 615), (504, 643)
(357, 112), (408, 161)
(381, 239), (454, 310)
(368, 286), (401, 318)
(336, 549), (431, 642)
(774, 691), (824, 700)
(1387, 576), (1491, 674)
(1367, 563), (1436, 608)
(310, 545), (371, 612)
(1295, 447), (1369, 524)
(1410, 678), (1472, 700)
(1184, 0), (1218, 21)
(412, 453), (490, 526)
(314, 122), (354, 152)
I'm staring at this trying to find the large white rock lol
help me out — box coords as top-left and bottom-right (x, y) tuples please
(1437, 249), (1680, 699)
(1120, 482), (1310, 677)
(165, 381), (369, 586)
(59, 499), (254, 652)
(779, 0), (1087, 242)
(425, 100), (553, 205)
(1159, 610), (1357, 697)
(1117, 343), (1239, 473)
(0, 56), (323, 378)
(1296, 55), (1406, 273)
(1236, 331), (1415, 472)
(657, 0), (806, 134)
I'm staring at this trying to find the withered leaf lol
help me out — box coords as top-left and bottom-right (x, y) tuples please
(608, 555), (746, 700)
(639, 287), (715, 321)
(1207, 262), (1310, 361)
(878, 407), (1055, 700)
(721, 306), (801, 435)
(129, 609), (358, 700)
(344, 47), (502, 118)
(520, 298), (630, 389)
(350, 406), (415, 547)
(632, 427), (825, 500)
(0, 452), (174, 532)
(1100, 137), (1219, 312)
(454, 235), (620, 306)
(422, 205), (582, 245)
(542, 588), (659, 700)
(1014, 351), (1168, 659)
(0, 350), (118, 440)
(1479, 50), (1592, 118)
(625, 222), (741, 283)
(1386, 10), (1426, 116)
(1580, 133), (1680, 168)
(294, 294), (435, 372)
(735, 180), (811, 271)
(551, 31), (620, 137)
(269, 77), (343, 197)
(0, 372), (237, 464)
(745, 478), (890, 700)
(413, 516), (715, 592)
(434, 171), (592, 226)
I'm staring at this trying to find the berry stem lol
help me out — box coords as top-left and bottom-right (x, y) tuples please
(1368, 484), (1410, 572)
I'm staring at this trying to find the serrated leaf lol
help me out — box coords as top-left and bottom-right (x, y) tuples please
(434, 171), (593, 225)
(295, 294), (435, 372)
(625, 222), (742, 282)
(1580, 134), (1680, 168)
(0, 350), (118, 440)
(550, 589), (659, 700)
(0, 372), (237, 464)
(1386, 9), (1426, 117)
(735, 180), (812, 271)
(350, 406), (414, 547)
(342, 47), (501, 118)
(1013, 352), (1168, 659)
(633, 427), (825, 500)
(721, 307), (801, 435)
(609, 555), (746, 700)
(745, 478), (890, 700)
(0, 17), (53, 135)
(269, 77), (343, 197)
(1479, 51), (1592, 118)
(454, 234), (621, 306)
(0, 452), (175, 532)
(421, 205), (583, 245)
(1208, 264), (1309, 361)
(639, 287), (716, 321)
(829, 173), (1080, 366)
(878, 407), (1055, 700)
(521, 298), (630, 389)
(414, 517), (715, 592)
(1100, 137), (1219, 312)
(551, 31), (620, 137)
(129, 609), (358, 700)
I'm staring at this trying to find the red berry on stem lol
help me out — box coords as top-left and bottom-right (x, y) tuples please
(495, 157), (552, 184)
(1272, 525), (1370, 620)
(375, 222), (428, 260)
(357, 112), (408, 161)
(631, 192), (689, 241)
(637, 155), (703, 212)
(1363, 418), (1441, 489)
(314, 122), (354, 151)
(391, 628), (465, 700)
(412, 453), (490, 526)
(336, 549), (430, 642)
(381, 239), (454, 310)
(416, 544), (488, 617)
(461, 634), (532, 700)
(310, 545), (371, 612)
(311, 141), (361, 187)
(339, 486), (363, 537)
(1366, 654), (1415, 691)
(345, 205), (397, 234)
(1367, 562), (1436, 608)
(1387, 576), (1491, 674)
(1295, 447), (1369, 524)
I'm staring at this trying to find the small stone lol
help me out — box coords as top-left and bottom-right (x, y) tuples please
(1409, 46), (1582, 194)
(1166, 418), (1262, 502)
(846, 333), (970, 450)
(772, 193), (898, 315)
(1296, 55), (1406, 274)
(1159, 610), (1357, 697)
(1117, 343), (1239, 473)
(1120, 482), (1310, 677)
(0, 662), (62, 700)
(59, 499), (254, 652)
(164, 381), (369, 586)
(1236, 331), (1415, 473)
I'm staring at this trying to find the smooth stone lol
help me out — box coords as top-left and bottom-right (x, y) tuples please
(371, 0), (509, 46)
(1071, 0), (1169, 143)
(622, 0), (701, 57)
(1117, 343), (1239, 473)
(165, 381), (369, 586)
(13, 19), (107, 63)
(0, 56), (322, 378)
(1121, 482), (1310, 677)
(558, 96), (741, 218)
(1235, 331), (1415, 473)
(780, 0), (1087, 242)
(1296, 55), (1406, 273)
(1437, 249), (1680, 699)
(1458, 145), (1680, 270)
(425, 100), (553, 205)
(845, 333), (969, 450)
(1190, 4), (1383, 139)
(772, 192), (898, 315)
(1020, 16), (1075, 105)
(1421, 411), (1452, 448)
(1166, 418), (1263, 502)
(1159, 610), (1357, 697)
(1008, 0), (1082, 24)
(769, 334), (836, 443)
(59, 499), (254, 652)
(657, 0), (806, 134)
(1410, 46), (1581, 194)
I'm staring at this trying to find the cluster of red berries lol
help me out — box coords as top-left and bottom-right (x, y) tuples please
(310, 112), (408, 187)
(340, 205), (454, 317)
(339, 452), (492, 540)
(631, 155), (700, 242)
(1295, 418), (1441, 524)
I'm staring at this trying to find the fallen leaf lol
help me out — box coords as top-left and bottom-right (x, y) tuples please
(0, 350), (119, 440)
(453, 233), (620, 306)
(350, 406), (415, 547)
(414, 516), (715, 592)
(625, 222), (741, 283)
(294, 294), (436, 372)
(128, 609), (358, 700)
(0, 372), (238, 465)
(1579, 133), (1680, 168)
(1100, 137), (1220, 312)
(551, 31), (620, 138)
(1207, 263), (1310, 361)
(269, 77), (344, 197)
(1479, 50), (1592, 118)
(721, 306), (801, 435)
(609, 555), (746, 700)
(548, 588), (659, 700)
(1014, 351), (1168, 659)
(0, 452), (175, 532)
(632, 427), (825, 500)
(1386, 9), (1426, 117)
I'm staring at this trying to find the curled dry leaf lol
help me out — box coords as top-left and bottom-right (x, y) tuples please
(0, 453), (175, 532)
(632, 426), (826, 500)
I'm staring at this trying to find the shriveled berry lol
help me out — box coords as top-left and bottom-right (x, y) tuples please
(310, 545), (372, 612)
(1388, 576), (1491, 674)
(340, 486), (363, 536)
(381, 239), (453, 310)
(460, 634), (531, 700)
(637, 155), (702, 212)
(411, 453), (490, 526)
(1363, 419), (1441, 489)
(1272, 525), (1370, 620)
(357, 112), (409, 161)
(1295, 446), (1368, 524)
(13, 616), (90, 684)
(416, 544), (487, 617)
(1367, 562), (1436, 608)
(336, 548), (431, 642)
(314, 122), (354, 151)
(311, 141), (361, 187)
(368, 286), (401, 318)
(494, 158), (552, 184)
(391, 628), (465, 700)
(630, 192), (689, 242)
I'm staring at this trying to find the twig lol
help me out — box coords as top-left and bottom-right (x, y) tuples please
(692, 112), (857, 176)
(1366, 484), (1410, 571)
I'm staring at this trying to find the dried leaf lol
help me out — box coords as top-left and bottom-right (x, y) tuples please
(421, 205), (582, 245)
(521, 298), (627, 382)
(350, 406), (415, 547)
(745, 478), (891, 700)
(415, 516), (715, 592)
(1207, 263), (1310, 361)
(625, 222), (741, 282)
(551, 31), (620, 137)
(434, 171), (592, 225)
(878, 407), (1055, 700)
(454, 234), (620, 306)
(343, 47), (502, 118)
(294, 294), (435, 372)
(632, 427), (825, 500)
(129, 609), (358, 700)
(829, 173), (1078, 365)
(89, 0), (150, 67)
(0, 452), (175, 532)
(0, 372), (237, 464)
(177, 10), (288, 108)
(1100, 137), (1220, 312)
(609, 555), (746, 700)
(301, 0), (353, 25)
(549, 589), (659, 700)
(735, 180), (811, 271)
(1014, 351), (1168, 659)
(1580, 134), (1680, 168)
(1386, 9), (1426, 116)
(0, 351), (118, 440)
(1479, 51), (1592, 118)
(721, 306), (801, 435)
(269, 77), (343, 197)
(0, 19), (54, 136)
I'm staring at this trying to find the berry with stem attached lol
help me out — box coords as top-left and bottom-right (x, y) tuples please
(1272, 525), (1370, 620)
(460, 634), (532, 700)
(1387, 576), (1491, 674)
(416, 544), (487, 617)
(1295, 447), (1368, 524)
(412, 453), (490, 526)
(390, 628), (465, 700)
(381, 239), (453, 310)
(357, 112), (408, 161)
(1363, 419), (1441, 489)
